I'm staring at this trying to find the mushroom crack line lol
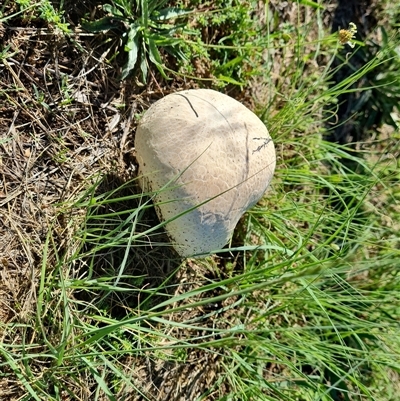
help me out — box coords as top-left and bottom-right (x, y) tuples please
(175, 94), (199, 118)
(252, 137), (272, 154)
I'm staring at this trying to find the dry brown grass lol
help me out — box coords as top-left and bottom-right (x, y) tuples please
(1, 26), (112, 320)
(0, 8), (187, 397)
(0, 7), (182, 317)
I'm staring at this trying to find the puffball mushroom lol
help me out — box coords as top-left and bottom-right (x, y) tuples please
(135, 89), (276, 257)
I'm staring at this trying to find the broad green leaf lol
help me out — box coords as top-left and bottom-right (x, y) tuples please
(147, 37), (163, 66)
(140, 53), (148, 82)
(103, 3), (124, 17)
(148, 0), (170, 14)
(141, 0), (149, 28)
(156, 7), (193, 21)
(148, 38), (169, 79)
(148, 21), (181, 31)
(157, 22), (189, 34)
(151, 32), (181, 46)
(81, 16), (122, 33)
(121, 24), (141, 79)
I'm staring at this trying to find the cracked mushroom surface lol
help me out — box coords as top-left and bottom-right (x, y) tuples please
(135, 89), (276, 257)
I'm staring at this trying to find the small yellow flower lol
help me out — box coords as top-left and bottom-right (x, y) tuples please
(338, 22), (357, 48)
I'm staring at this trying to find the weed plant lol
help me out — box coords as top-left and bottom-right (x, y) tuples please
(81, 0), (194, 80)
(0, 1), (399, 401)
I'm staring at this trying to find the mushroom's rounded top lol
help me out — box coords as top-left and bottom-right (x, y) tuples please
(135, 89), (276, 257)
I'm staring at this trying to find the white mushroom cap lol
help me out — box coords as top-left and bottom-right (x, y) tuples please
(135, 89), (276, 257)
